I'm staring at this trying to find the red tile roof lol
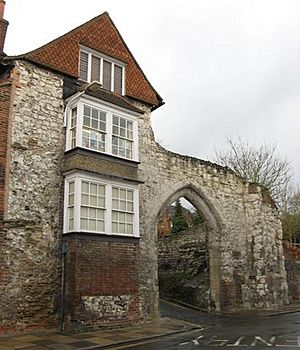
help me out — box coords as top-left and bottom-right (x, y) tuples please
(14, 12), (163, 107)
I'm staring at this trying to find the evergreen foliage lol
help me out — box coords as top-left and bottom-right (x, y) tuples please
(171, 199), (189, 233)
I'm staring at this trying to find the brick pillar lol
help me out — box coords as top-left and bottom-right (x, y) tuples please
(0, 0), (8, 55)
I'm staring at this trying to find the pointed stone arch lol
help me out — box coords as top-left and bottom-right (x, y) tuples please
(154, 183), (224, 311)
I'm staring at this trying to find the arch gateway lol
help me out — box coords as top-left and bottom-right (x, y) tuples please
(0, 10), (288, 333)
(138, 116), (288, 316)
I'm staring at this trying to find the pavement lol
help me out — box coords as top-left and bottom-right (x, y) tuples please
(1, 300), (300, 350)
(0, 317), (196, 350)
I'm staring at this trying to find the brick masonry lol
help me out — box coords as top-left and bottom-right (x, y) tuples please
(64, 235), (141, 330)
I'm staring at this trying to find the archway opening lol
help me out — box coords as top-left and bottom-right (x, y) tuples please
(157, 196), (211, 309)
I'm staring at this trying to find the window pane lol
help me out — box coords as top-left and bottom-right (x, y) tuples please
(97, 209), (104, 219)
(68, 194), (74, 206)
(98, 197), (105, 208)
(120, 189), (126, 200)
(119, 223), (126, 233)
(90, 183), (97, 195)
(127, 224), (133, 235)
(98, 185), (105, 196)
(81, 206), (88, 217)
(90, 208), (97, 219)
(100, 122), (106, 131)
(113, 116), (119, 125)
(100, 111), (106, 122)
(112, 222), (118, 233)
(69, 218), (74, 231)
(81, 218), (88, 230)
(91, 119), (98, 129)
(112, 188), (119, 198)
(68, 207), (74, 218)
(84, 105), (91, 117)
(127, 202), (134, 212)
(83, 116), (90, 127)
(92, 108), (98, 119)
(120, 200), (126, 210)
(120, 128), (126, 137)
(119, 212), (125, 222)
(79, 51), (88, 81)
(81, 194), (89, 205)
(97, 221), (105, 232)
(112, 199), (119, 210)
(112, 211), (118, 221)
(112, 126), (118, 135)
(126, 213), (134, 223)
(89, 220), (96, 231)
(112, 145), (118, 155)
(90, 195), (97, 206)
(69, 182), (74, 194)
(120, 118), (126, 128)
(82, 181), (89, 193)
(127, 190), (133, 201)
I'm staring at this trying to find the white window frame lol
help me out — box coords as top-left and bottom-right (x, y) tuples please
(79, 46), (126, 95)
(65, 95), (139, 161)
(64, 172), (139, 237)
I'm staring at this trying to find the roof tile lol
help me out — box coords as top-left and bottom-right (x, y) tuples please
(23, 13), (162, 107)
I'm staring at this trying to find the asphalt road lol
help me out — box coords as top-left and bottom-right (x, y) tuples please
(109, 300), (300, 349)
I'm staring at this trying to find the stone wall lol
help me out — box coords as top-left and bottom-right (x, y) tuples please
(0, 61), (64, 333)
(134, 102), (288, 317)
(158, 224), (210, 308)
(283, 241), (300, 301)
(158, 225), (207, 275)
(0, 59), (289, 334)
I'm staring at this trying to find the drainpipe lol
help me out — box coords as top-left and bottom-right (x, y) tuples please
(60, 241), (67, 331)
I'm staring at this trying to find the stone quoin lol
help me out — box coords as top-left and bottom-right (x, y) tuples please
(0, 4), (288, 334)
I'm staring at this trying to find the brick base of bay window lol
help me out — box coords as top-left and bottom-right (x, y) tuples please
(63, 233), (141, 330)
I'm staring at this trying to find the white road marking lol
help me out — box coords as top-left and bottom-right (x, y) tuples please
(179, 341), (190, 346)
(250, 336), (273, 346)
(179, 334), (300, 347)
(226, 336), (245, 346)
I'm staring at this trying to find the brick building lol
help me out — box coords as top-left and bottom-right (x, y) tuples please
(0, 2), (289, 334)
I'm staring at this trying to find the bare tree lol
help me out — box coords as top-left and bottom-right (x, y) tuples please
(214, 137), (292, 207)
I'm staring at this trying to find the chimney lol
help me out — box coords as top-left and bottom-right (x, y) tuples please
(0, 0), (8, 55)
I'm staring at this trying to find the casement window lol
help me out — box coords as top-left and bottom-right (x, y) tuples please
(79, 48), (125, 95)
(66, 97), (139, 161)
(64, 173), (139, 237)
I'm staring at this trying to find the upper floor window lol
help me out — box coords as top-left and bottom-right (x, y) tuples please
(79, 47), (125, 95)
(65, 96), (139, 161)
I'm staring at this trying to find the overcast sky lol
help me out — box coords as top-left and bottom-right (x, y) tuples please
(4, 0), (300, 189)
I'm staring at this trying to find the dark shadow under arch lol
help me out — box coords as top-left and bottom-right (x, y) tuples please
(155, 184), (223, 311)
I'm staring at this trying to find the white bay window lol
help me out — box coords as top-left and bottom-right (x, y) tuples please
(66, 97), (139, 161)
(64, 173), (139, 237)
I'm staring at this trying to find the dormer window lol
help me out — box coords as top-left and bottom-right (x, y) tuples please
(79, 47), (125, 95)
